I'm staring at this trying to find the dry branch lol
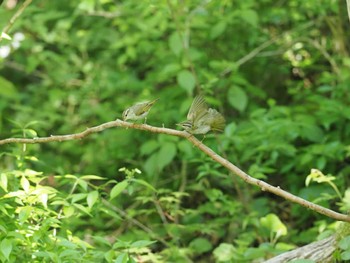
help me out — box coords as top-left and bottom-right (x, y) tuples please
(265, 235), (336, 263)
(1, 120), (350, 222)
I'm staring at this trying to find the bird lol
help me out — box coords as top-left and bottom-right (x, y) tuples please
(122, 98), (159, 123)
(177, 95), (225, 134)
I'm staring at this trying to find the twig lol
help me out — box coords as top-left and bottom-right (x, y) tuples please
(0, 0), (33, 42)
(1, 120), (350, 222)
(220, 21), (315, 76)
(101, 199), (169, 247)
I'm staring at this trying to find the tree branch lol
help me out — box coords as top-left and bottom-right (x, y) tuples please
(1, 120), (349, 222)
(0, 0), (33, 42)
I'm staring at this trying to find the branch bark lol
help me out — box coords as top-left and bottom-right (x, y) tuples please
(1, 120), (349, 222)
(265, 235), (336, 263)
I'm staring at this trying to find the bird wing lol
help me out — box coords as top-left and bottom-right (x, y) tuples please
(208, 108), (226, 132)
(133, 98), (159, 115)
(187, 95), (208, 122)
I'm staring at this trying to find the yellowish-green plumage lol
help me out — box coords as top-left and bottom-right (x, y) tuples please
(122, 98), (159, 122)
(177, 95), (225, 134)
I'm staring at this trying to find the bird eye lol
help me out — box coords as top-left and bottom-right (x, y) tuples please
(122, 109), (129, 119)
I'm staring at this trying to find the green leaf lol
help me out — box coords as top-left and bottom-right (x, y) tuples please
(213, 243), (235, 261)
(157, 142), (177, 171)
(104, 249), (115, 262)
(339, 236), (350, 250)
(130, 240), (156, 248)
(144, 153), (158, 175)
(300, 124), (324, 142)
(140, 140), (159, 156)
(341, 251), (350, 261)
(189, 237), (213, 254)
(80, 175), (107, 180)
(243, 247), (265, 259)
(18, 206), (32, 223)
(1, 238), (12, 260)
(260, 213), (287, 239)
(23, 128), (37, 138)
(110, 180), (129, 200)
(87, 191), (99, 209)
(210, 21), (227, 39)
(0, 76), (17, 98)
(63, 206), (75, 218)
(20, 176), (30, 192)
(131, 179), (157, 192)
(228, 86), (248, 112)
(169, 32), (183, 56)
(59, 249), (80, 258)
(177, 70), (196, 94)
(71, 193), (87, 203)
(1, 32), (12, 40)
(77, 179), (88, 191)
(39, 193), (48, 208)
(240, 9), (259, 27)
(73, 203), (92, 216)
(115, 252), (128, 263)
(0, 173), (8, 192)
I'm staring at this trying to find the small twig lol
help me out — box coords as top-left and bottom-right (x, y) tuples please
(153, 196), (169, 225)
(0, 0), (33, 42)
(1, 120), (350, 222)
(101, 199), (169, 247)
(220, 21), (315, 76)
(301, 37), (341, 76)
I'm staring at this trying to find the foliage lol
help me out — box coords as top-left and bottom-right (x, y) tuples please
(0, 0), (350, 262)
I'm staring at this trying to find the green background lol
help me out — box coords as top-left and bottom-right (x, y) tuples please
(0, 0), (349, 262)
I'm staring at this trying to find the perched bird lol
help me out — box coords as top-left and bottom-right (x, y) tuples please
(122, 98), (159, 123)
(177, 95), (225, 134)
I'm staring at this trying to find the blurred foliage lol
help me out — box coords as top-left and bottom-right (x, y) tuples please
(0, 0), (350, 262)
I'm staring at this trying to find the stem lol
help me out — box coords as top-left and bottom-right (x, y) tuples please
(0, 0), (33, 42)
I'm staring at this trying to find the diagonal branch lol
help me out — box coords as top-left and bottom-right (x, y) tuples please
(0, 120), (349, 222)
(0, 0), (33, 42)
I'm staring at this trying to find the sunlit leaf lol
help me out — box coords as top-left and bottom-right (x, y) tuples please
(80, 175), (107, 180)
(87, 191), (99, 209)
(260, 213), (288, 240)
(115, 252), (128, 263)
(131, 179), (157, 192)
(1, 32), (12, 40)
(130, 240), (156, 248)
(20, 176), (30, 192)
(0, 173), (8, 192)
(73, 203), (92, 216)
(213, 243), (235, 261)
(110, 180), (128, 200)
(1, 238), (12, 260)
(39, 193), (48, 208)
